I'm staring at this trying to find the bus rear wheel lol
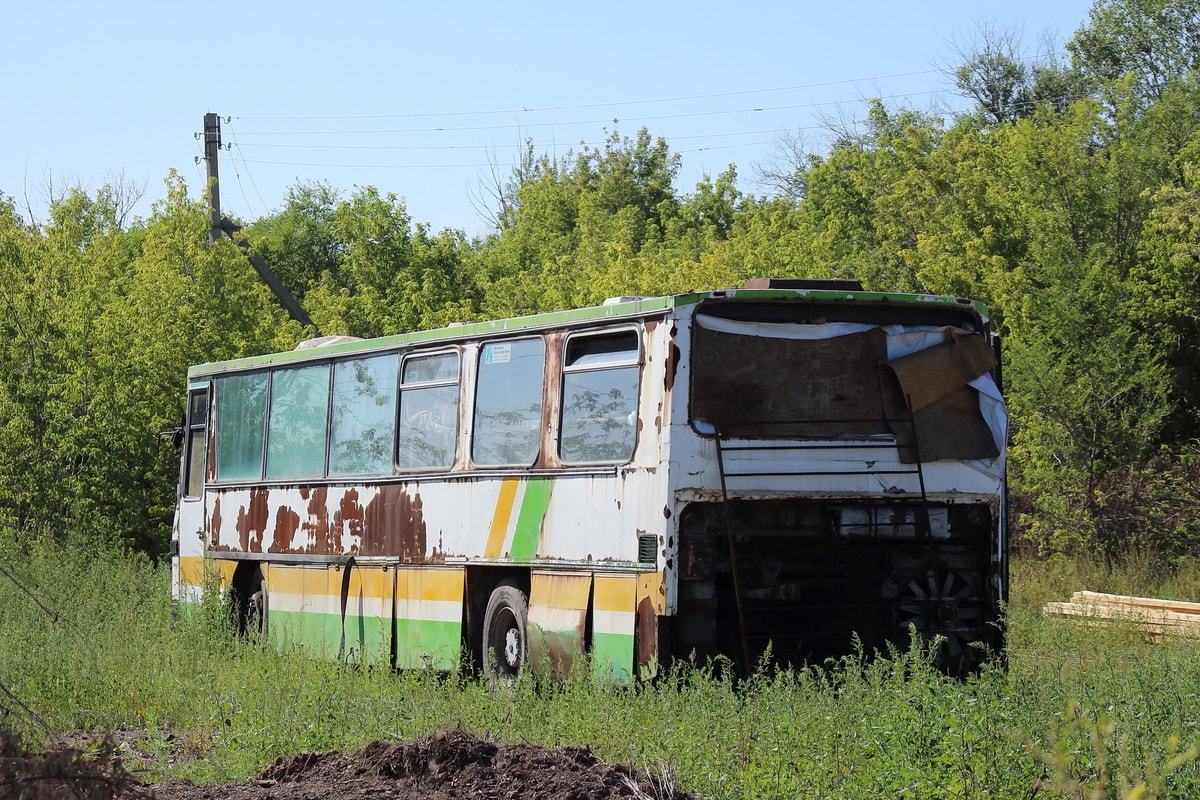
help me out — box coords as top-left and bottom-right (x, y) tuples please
(482, 582), (528, 682)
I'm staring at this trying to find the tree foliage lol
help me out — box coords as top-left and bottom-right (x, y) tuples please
(2, 0), (1199, 560)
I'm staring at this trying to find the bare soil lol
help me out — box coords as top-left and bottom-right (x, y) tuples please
(2, 728), (690, 800)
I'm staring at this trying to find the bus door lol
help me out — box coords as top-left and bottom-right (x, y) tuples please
(173, 385), (210, 600)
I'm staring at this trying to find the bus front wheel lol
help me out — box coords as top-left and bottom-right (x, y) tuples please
(482, 582), (528, 682)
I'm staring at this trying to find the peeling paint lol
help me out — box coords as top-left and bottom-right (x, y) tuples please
(271, 505), (299, 552)
(636, 595), (658, 668)
(364, 484), (428, 561)
(306, 486), (330, 552)
(210, 496), (222, 548)
(235, 488), (269, 553)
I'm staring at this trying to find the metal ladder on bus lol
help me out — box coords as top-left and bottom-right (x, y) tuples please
(711, 400), (931, 671)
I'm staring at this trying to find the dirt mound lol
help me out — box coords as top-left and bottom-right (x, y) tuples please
(0, 729), (146, 800)
(144, 729), (689, 800)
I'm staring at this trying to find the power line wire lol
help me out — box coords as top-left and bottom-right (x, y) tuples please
(229, 90), (947, 137)
(226, 66), (992, 122)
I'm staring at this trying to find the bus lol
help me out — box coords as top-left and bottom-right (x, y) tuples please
(171, 279), (1007, 679)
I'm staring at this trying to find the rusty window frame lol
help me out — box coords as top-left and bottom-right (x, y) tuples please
(558, 328), (641, 464)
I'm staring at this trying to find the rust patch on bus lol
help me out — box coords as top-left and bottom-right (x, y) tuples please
(536, 332), (566, 470)
(206, 428), (216, 483)
(339, 489), (365, 538)
(636, 596), (658, 669)
(236, 488), (269, 553)
(305, 486), (331, 553)
(336, 489), (366, 554)
(664, 326), (680, 392)
(210, 496), (222, 547)
(271, 506), (300, 553)
(363, 484), (428, 562)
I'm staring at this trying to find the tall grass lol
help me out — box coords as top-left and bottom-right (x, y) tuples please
(2, 531), (1199, 798)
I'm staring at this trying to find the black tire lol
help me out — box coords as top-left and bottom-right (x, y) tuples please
(482, 582), (528, 682)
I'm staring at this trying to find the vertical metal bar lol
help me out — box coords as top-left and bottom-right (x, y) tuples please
(712, 426), (752, 672)
(904, 393), (932, 537)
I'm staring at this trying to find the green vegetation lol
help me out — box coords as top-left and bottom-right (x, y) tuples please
(4, 2), (1200, 793)
(1, 536), (1198, 799)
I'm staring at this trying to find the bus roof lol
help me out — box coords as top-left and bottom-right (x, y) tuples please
(187, 286), (990, 378)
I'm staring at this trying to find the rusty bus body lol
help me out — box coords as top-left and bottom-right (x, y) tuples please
(171, 283), (1007, 678)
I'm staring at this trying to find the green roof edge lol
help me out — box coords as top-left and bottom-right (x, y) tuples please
(187, 288), (988, 377)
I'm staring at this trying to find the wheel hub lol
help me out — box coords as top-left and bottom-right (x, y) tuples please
(503, 627), (520, 668)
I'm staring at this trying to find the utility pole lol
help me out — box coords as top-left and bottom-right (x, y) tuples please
(199, 112), (319, 333)
(202, 113), (223, 244)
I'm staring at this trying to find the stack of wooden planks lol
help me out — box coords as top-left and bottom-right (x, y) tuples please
(1044, 591), (1200, 640)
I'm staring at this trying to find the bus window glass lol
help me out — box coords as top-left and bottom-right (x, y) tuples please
(560, 332), (639, 463)
(398, 353), (459, 470)
(473, 339), (545, 466)
(214, 373), (268, 480)
(184, 388), (209, 497)
(189, 389), (209, 425)
(330, 356), (398, 475)
(266, 364), (331, 478)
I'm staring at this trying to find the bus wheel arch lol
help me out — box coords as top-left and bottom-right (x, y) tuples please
(231, 562), (267, 639)
(482, 580), (529, 682)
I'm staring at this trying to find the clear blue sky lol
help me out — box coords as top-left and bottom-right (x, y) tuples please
(3, 0), (1095, 237)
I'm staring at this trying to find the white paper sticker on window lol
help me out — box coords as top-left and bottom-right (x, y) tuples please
(486, 343), (512, 364)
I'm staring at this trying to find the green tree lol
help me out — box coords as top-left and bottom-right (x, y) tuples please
(471, 129), (684, 317)
(0, 174), (302, 554)
(245, 181), (345, 299)
(303, 186), (478, 337)
(1069, 0), (1200, 102)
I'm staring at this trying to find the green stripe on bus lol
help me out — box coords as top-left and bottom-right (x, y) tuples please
(267, 609), (391, 664)
(264, 611), (461, 670)
(395, 618), (463, 671)
(510, 478), (554, 560)
(591, 632), (634, 683)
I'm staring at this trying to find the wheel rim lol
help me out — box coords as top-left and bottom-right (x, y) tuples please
(898, 568), (980, 660)
(503, 627), (520, 669)
(490, 607), (522, 676)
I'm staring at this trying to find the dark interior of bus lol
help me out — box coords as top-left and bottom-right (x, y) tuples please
(679, 296), (1004, 673)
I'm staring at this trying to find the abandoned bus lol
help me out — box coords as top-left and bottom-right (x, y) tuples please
(171, 280), (1007, 679)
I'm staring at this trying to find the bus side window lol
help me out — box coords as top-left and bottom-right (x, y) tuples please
(559, 331), (640, 463)
(472, 339), (545, 467)
(330, 355), (398, 475)
(183, 388), (209, 498)
(266, 364), (331, 479)
(214, 373), (268, 481)
(398, 352), (460, 470)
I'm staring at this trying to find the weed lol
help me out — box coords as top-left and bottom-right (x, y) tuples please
(2, 541), (1200, 798)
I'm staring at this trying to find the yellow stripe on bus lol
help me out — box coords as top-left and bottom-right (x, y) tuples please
(178, 556), (235, 589)
(348, 567), (394, 599)
(637, 571), (667, 615)
(484, 478), (520, 558)
(268, 565), (395, 601)
(593, 573), (636, 613)
(396, 568), (464, 603)
(268, 565), (331, 596)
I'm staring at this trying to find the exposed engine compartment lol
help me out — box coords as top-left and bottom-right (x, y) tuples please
(671, 499), (1001, 672)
